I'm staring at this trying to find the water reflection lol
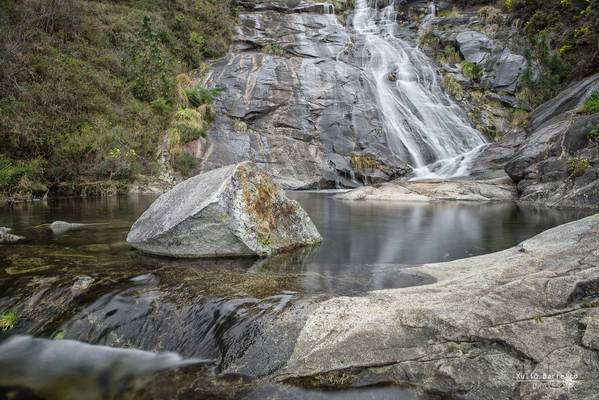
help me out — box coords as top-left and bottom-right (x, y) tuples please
(290, 191), (592, 265)
(0, 193), (593, 295)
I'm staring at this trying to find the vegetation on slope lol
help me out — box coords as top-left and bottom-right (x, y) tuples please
(454, 0), (598, 105)
(513, 0), (599, 105)
(0, 0), (237, 199)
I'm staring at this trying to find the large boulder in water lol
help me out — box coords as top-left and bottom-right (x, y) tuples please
(127, 162), (322, 258)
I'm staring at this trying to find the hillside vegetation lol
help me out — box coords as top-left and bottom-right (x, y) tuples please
(0, 0), (597, 200)
(455, 0), (598, 104)
(0, 0), (236, 199)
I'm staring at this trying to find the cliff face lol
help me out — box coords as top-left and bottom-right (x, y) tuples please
(191, 0), (599, 206)
(504, 74), (599, 209)
(194, 0), (412, 189)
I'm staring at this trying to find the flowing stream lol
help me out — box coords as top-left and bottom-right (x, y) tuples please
(352, 0), (487, 179)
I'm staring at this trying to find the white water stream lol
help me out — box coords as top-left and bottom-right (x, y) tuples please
(352, 0), (487, 179)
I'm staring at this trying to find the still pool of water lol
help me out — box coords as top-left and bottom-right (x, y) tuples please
(0, 193), (594, 400)
(0, 192), (592, 294)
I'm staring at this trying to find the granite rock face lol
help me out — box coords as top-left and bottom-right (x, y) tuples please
(127, 162), (322, 257)
(335, 177), (517, 202)
(456, 30), (492, 64)
(272, 214), (599, 399)
(194, 0), (411, 189)
(505, 73), (599, 208)
(417, 9), (534, 146)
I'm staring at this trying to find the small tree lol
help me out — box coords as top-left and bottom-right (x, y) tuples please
(129, 16), (174, 102)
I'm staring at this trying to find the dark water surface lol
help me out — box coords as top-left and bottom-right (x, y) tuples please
(0, 193), (593, 400)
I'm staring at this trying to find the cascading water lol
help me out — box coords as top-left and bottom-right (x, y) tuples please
(352, 0), (487, 179)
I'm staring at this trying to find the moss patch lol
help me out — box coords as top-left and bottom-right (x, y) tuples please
(237, 165), (299, 253)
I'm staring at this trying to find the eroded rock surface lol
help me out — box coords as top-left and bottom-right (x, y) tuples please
(127, 162), (321, 257)
(273, 214), (599, 399)
(197, 0), (410, 189)
(505, 73), (599, 208)
(335, 177), (517, 202)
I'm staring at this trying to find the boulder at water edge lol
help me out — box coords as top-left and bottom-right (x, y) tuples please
(0, 227), (24, 244)
(127, 162), (322, 258)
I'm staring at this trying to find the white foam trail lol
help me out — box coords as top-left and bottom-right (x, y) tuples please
(352, 0), (487, 179)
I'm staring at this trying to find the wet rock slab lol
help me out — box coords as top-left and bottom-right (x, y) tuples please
(273, 214), (599, 399)
(127, 162), (322, 258)
(200, 0), (410, 189)
(335, 177), (517, 202)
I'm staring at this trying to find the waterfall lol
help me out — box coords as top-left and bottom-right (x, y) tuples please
(352, 0), (487, 180)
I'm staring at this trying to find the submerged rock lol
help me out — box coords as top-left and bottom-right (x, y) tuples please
(49, 221), (85, 235)
(0, 227), (24, 244)
(127, 162), (322, 258)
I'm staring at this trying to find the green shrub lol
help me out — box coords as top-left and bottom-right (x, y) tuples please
(588, 128), (599, 141)
(150, 97), (173, 114)
(185, 84), (224, 108)
(172, 108), (206, 143)
(439, 7), (460, 18)
(568, 157), (591, 176)
(350, 155), (380, 169)
(0, 311), (17, 331)
(173, 152), (197, 177)
(478, 6), (502, 23)
(519, 31), (571, 106)
(510, 109), (530, 130)
(0, 0), (237, 195)
(461, 61), (480, 80)
(442, 74), (464, 100)
(510, 0), (598, 81)
(505, 0), (513, 12)
(440, 45), (462, 65)
(0, 156), (45, 195)
(232, 118), (248, 133)
(581, 91), (599, 114)
(128, 16), (175, 102)
(419, 29), (440, 51)
(263, 42), (285, 56)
